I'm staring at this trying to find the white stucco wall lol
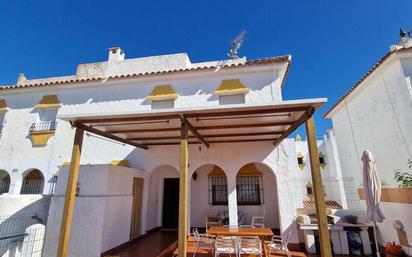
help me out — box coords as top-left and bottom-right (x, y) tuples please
(326, 49), (412, 246)
(43, 164), (145, 257)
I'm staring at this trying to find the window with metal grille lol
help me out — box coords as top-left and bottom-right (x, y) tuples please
(20, 170), (44, 195)
(236, 176), (263, 205)
(209, 176), (228, 205)
(29, 121), (57, 132)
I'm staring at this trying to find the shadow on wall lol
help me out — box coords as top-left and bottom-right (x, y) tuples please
(0, 197), (50, 256)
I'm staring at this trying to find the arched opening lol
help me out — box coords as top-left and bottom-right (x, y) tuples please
(0, 170), (10, 194)
(20, 169), (44, 194)
(236, 162), (280, 229)
(146, 165), (179, 230)
(190, 164), (228, 228)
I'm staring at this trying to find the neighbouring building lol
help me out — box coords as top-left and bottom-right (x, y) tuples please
(324, 37), (412, 253)
(0, 48), (352, 257)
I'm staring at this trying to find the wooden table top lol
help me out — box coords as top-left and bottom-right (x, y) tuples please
(207, 226), (274, 237)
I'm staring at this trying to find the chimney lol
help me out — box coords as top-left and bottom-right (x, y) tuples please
(17, 73), (27, 85)
(108, 47), (125, 61)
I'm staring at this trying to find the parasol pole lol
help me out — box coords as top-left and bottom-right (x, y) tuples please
(373, 221), (381, 257)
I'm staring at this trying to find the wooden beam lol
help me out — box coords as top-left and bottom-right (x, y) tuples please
(78, 114), (180, 124)
(273, 108), (311, 146)
(305, 116), (333, 257)
(144, 138), (278, 146)
(74, 122), (148, 150)
(57, 128), (84, 257)
(185, 106), (307, 118)
(108, 121), (294, 134)
(128, 131), (284, 141)
(178, 120), (189, 257)
(182, 115), (209, 148)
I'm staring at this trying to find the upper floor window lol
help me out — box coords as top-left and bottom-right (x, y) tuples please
(146, 85), (177, 109)
(214, 79), (249, 105)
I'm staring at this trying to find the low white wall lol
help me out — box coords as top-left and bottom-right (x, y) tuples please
(0, 195), (50, 217)
(43, 164), (145, 257)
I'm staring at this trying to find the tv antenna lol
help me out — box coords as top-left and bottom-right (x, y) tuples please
(227, 30), (247, 59)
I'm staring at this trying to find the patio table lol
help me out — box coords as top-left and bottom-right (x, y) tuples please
(207, 226), (274, 237)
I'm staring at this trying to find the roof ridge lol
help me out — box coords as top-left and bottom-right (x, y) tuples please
(323, 46), (412, 117)
(0, 55), (291, 91)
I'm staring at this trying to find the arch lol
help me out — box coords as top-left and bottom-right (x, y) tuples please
(0, 170), (11, 194)
(20, 169), (44, 194)
(146, 164), (179, 230)
(235, 162), (280, 229)
(190, 163), (228, 227)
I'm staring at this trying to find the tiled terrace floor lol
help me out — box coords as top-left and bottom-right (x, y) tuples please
(104, 230), (368, 257)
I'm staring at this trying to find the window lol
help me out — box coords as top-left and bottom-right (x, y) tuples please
(0, 170), (10, 194)
(319, 156), (325, 164)
(236, 176), (263, 205)
(297, 157), (304, 165)
(21, 169), (44, 194)
(209, 176), (228, 205)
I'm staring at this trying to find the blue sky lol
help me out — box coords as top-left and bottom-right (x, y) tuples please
(0, 0), (411, 137)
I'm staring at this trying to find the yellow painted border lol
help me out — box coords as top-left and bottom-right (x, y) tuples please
(214, 79), (250, 96)
(111, 160), (130, 167)
(146, 85), (177, 101)
(29, 131), (55, 145)
(35, 95), (61, 109)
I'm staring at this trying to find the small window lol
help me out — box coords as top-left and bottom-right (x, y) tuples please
(236, 176), (263, 205)
(209, 176), (228, 205)
(319, 156), (325, 164)
(297, 157), (304, 165)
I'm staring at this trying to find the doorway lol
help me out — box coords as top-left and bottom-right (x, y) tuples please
(131, 177), (144, 240)
(162, 178), (179, 229)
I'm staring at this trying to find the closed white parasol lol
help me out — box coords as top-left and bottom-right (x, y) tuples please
(362, 150), (385, 257)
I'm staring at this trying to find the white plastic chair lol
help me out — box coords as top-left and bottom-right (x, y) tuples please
(192, 228), (214, 257)
(239, 225), (255, 228)
(251, 209), (266, 228)
(206, 208), (221, 233)
(267, 231), (292, 257)
(239, 236), (262, 257)
(214, 236), (238, 257)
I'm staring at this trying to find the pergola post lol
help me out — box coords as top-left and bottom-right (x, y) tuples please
(57, 128), (84, 257)
(178, 119), (188, 257)
(305, 116), (332, 257)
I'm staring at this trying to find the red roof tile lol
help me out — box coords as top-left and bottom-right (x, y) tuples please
(0, 55), (291, 91)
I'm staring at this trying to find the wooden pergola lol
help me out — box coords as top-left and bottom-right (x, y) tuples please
(57, 99), (332, 257)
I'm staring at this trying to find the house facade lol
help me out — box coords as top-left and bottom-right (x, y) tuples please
(0, 49), (347, 256)
(324, 39), (412, 251)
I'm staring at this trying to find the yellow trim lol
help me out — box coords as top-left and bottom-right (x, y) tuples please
(111, 160), (130, 167)
(207, 165), (226, 177)
(295, 134), (301, 141)
(214, 79), (250, 96)
(35, 95), (61, 109)
(63, 162), (71, 166)
(29, 131), (55, 145)
(237, 163), (263, 176)
(0, 100), (8, 112)
(146, 85), (177, 101)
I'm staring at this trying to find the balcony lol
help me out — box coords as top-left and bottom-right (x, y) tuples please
(29, 121), (57, 146)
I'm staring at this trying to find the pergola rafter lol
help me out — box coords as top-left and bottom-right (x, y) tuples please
(56, 99), (333, 257)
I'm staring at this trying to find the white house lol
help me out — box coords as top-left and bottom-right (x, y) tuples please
(0, 48), (348, 257)
(324, 38), (412, 253)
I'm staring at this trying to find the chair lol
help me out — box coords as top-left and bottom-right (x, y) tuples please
(214, 236), (238, 257)
(239, 236), (262, 257)
(251, 209), (266, 228)
(239, 225), (255, 228)
(192, 228), (214, 257)
(206, 208), (221, 233)
(267, 231), (292, 257)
